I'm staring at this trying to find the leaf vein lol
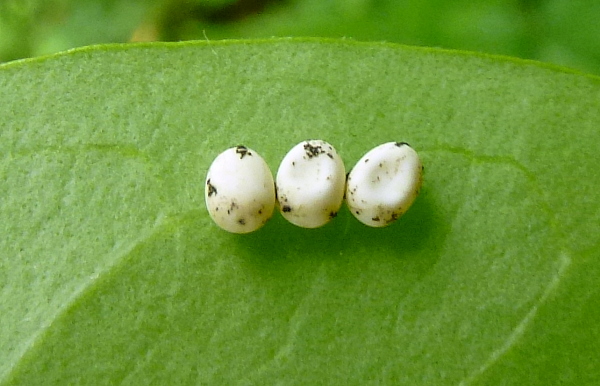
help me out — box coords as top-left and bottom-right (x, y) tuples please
(458, 252), (572, 385)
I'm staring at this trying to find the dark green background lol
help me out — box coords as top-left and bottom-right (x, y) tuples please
(1, 0), (599, 75)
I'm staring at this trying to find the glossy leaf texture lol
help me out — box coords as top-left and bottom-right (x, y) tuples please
(1, 39), (599, 385)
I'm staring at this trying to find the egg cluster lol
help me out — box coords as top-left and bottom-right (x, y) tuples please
(205, 140), (423, 233)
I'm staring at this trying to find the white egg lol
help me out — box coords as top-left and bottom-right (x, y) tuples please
(346, 142), (423, 227)
(276, 140), (346, 228)
(205, 145), (275, 233)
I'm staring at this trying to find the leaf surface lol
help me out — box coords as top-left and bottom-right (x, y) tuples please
(1, 39), (599, 385)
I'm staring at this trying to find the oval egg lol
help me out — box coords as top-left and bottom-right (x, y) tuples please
(276, 140), (346, 228)
(205, 145), (275, 233)
(346, 142), (423, 227)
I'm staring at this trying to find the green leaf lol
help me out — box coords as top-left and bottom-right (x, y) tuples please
(1, 39), (599, 385)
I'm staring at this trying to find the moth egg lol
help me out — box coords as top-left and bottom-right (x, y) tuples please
(205, 145), (275, 233)
(276, 140), (346, 228)
(346, 142), (423, 227)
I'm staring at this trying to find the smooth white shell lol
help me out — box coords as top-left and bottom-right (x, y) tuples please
(205, 146), (275, 233)
(346, 142), (423, 227)
(276, 140), (346, 228)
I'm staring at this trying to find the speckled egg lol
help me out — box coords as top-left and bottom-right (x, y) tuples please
(205, 145), (275, 233)
(346, 142), (422, 227)
(276, 140), (346, 228)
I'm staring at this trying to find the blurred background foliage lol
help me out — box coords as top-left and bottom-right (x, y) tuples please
(0, 0), (598, 74)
